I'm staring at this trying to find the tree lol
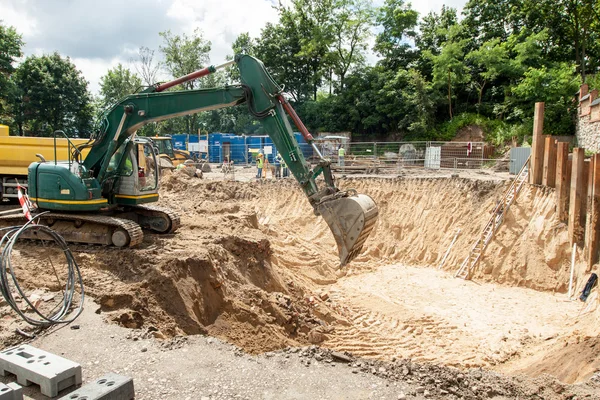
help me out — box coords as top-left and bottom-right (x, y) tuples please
(159, 28), (211, 90)
(510, 63), (579, 134)
(427, 25), (471, 119)
(159, 28), (212, 134)
(465, 38), (509, 109)
(329, 0), (374, 91)
(276, 0), (337, 100)
(373, 0), (419, 70)
(415, 6), (458, 78)
(0, 23), (24, 126)
(11, 53), (93, 137)
(255, 21), (312, 102)
(462, 0), (524, 43)
(133, 46), (161, 86)
(99, 64), (142, 108)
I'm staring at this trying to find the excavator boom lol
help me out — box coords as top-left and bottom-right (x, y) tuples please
(22, 55), (378, 265)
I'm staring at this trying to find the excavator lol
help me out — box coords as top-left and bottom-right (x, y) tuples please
(152, 136), (192, 167)
(1, 55), (378, 266)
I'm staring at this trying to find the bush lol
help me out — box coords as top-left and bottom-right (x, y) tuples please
(432, 113), (503, 141)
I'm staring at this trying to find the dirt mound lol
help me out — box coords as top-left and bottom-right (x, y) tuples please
(79, 179), (339, 353)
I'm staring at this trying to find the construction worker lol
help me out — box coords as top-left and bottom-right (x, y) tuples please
(275, 153), (283, 178)
(338, 145), (345, 171)
(256, 153), (264, 179)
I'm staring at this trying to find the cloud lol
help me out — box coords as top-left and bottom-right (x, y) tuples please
(165, 0), (280, 65)
(410, 0), (467, 18)
(0, 0), (467, 94)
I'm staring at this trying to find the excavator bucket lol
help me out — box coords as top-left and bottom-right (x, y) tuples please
(318, 194), (379, 266)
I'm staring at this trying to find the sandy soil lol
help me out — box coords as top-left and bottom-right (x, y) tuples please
(0, 165), (598, 399)
(327, 264), (586, 370)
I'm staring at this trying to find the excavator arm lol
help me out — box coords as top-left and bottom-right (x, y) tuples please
(70, 55), (378, 265)
(234, 55), (378, 265)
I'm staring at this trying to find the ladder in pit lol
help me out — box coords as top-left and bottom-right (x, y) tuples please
(454, 156), (531, 280)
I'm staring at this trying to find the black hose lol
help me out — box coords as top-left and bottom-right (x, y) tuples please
(0, 216), (84, 327)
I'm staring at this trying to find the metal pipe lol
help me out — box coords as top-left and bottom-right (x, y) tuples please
(311, 142), (325, 159)
(155, 60), (236, 93)
(156, 66), (216, 92)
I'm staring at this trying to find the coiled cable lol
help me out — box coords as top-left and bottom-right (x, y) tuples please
(0, 215), (84, 327)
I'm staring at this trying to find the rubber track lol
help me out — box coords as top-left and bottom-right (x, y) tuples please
(129, 204), (181, 234)
(0, 213), (144, 247)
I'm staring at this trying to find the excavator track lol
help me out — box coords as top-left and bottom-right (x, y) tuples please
(0, 213), (144, 247)
(127, 205), (181, 234)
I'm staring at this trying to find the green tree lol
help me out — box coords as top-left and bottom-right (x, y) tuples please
(462, 0), (524, 43)
(465, 38), (509, 109)
(427, 25), (471, 119)
(11, 53), (93, 137)
(159, 28), (212, 134)
(255, 22), (312, 102)
(329, 0), (374, 91)
(99, 64), (142, 108)
(400, 70), (435, 137)
(277, 0), (337, 100)
(0, 23), (24, 126)
(373, 0), (419, 69)
(510, 63), (579, 134)
(415, 6), (458, 78)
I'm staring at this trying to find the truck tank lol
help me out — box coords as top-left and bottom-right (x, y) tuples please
(0, 125), (90, 199)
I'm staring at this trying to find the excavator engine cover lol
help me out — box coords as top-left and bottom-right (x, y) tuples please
(318, 194), (378, 266)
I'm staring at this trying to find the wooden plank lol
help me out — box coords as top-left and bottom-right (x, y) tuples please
(542, 136), (557, 187)
(587, 154), (600, 269)
(530, 102), (545, 184)
(569, 148), (586, 246)
(555, 142), (570, 222)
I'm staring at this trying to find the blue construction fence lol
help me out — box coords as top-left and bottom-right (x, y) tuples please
(171, 133), (313, 164)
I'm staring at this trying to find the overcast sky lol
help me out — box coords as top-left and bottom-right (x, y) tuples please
(0, 0), (467, 95)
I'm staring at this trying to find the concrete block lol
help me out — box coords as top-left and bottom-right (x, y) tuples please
(58, 373), (134, 400)
(0, 344), (81, 397)
(0, 382), (23, 400)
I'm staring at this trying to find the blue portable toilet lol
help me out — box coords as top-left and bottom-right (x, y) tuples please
(171, 134), (188, 151)
(229, 135), (246, 163)
(208, 133), (223, 163)
(294, 132), (313, 160)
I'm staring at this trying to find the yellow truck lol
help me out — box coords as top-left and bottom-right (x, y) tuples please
(0, 124), (90, 199)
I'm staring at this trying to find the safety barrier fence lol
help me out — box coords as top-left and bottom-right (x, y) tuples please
(195, 140), (488, 172)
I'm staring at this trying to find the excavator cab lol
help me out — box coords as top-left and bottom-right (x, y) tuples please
(108, 137), (159, 205)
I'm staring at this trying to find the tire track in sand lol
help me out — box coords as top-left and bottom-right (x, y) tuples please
(325, 289), (483, 367)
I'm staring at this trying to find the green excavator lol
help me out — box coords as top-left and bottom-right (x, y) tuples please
(4, 55), (378, 266)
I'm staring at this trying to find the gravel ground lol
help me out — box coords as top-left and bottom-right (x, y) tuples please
(1, 298), (598, 400)
(0, 299), (420, 400)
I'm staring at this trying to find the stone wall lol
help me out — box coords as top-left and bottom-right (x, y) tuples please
(576, 84), (600, 151)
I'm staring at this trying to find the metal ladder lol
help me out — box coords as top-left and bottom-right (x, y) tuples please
(455, 156), (531, 280)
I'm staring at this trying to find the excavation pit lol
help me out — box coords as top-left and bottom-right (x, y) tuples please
(1, 174), (598, 392)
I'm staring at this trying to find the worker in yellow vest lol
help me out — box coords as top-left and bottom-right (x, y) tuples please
(256, 153), (264, 179)
(338, 146), (345, 171)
